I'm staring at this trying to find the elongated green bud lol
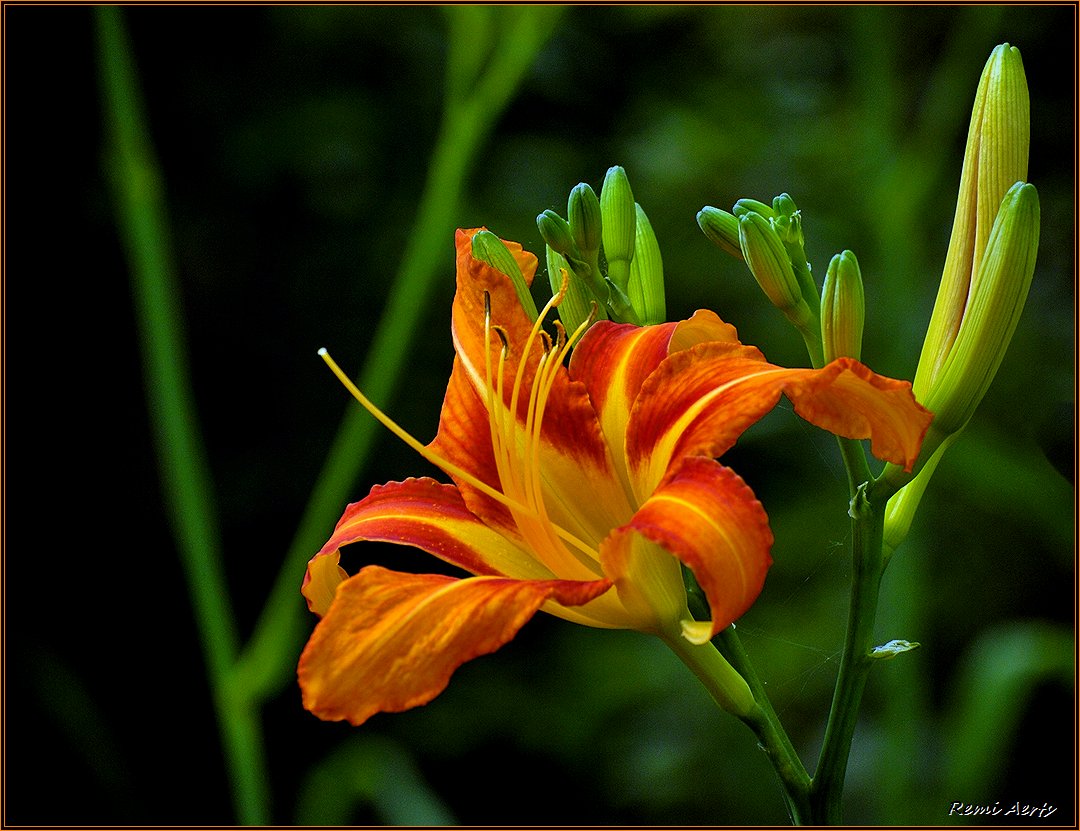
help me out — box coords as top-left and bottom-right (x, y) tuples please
(732, 198), (775, 219)
(738, 212), (806, 316)
(913, 43), (1030, 400)
(536, 209), (576, 259)
(568, 182), (602, 255)
(697, 206), (743, 260)
(820, 250), (865, 362)
(881, 46), (1037, 554)
(471, 230), (539, 321)
(883, 181), (1039, 503)
(546, 245), (602, 334)
(600, 165), (636, 291)
(627, 203), (666, 325)
(922, 182), (1039, 445)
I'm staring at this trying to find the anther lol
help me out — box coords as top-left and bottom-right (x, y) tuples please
(492, 325), (510, 356)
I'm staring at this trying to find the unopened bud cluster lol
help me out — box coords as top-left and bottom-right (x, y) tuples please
(537, 166), (667, 330)
(698, 192), (862, 369)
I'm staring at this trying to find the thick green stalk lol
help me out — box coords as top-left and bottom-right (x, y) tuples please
(94, 7), (268, 822)
(808, 483), (886, 824)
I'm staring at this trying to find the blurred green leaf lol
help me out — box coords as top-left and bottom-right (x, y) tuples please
(295, 736), (456, 825)
(943, 621), (1074, 798)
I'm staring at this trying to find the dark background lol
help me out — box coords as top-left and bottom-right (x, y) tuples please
(4, 4), (1075, 825)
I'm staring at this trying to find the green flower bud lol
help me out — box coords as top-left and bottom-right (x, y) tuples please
(820, 250), (865, 362)
(697, 206), (743, 260)
(922, 181), (1039, 445)
(881, 46), (1037, 554)
(600, 165), (636, 292)
(882, 182), (1039, 517)
(738, 212), (810, 324)
(913, 43), (1030, 400)
(627, 203), (666, 325)
(771, 207), (803, 249)
(732, 198), (775, 219)
(471, 229), (539, 321)
(568, 182), (602, 255)
(546, 245), (603, 334)
(536, 209), (576, 259)
(771, 192), (798, 221)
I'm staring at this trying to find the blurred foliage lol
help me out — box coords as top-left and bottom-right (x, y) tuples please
(4, 4), (1073, 826)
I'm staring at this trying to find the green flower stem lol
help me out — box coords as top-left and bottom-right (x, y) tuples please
(718, 627), (813, 824)
(98, 5), (563, 823)
(94, 7), (267, 822)
(662, 632), (757, 718)
(808, 481), (886, 824)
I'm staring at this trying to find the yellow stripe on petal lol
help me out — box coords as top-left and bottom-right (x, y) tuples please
(569, 310), (740, 491)
(298, 566), (611, 726)
(627, 342), (933, 496)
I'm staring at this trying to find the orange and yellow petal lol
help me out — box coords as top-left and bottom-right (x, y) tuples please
(431, 233), (636, 555)
(569, 310), (739, 468)
(449, 227), (539, 399)
(431, 353), (632, 553)
(298, 566), (611, 725)
(601, 456), (772, 643)
(302, 478), (561, 616)
(627, 341), (933, 496)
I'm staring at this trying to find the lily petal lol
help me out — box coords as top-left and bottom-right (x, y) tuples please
(570, 310), (739, 483)
(449, 227), (540, 400)
(431, 229), (635, 554)
(302, 478), (560, 617)
(431, 353), (632, 554)
(627, 341), (933, 497)
(298, 566), (611, 725)
(602, 456), (772, 642)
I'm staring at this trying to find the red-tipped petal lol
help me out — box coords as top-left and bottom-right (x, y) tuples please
(298, 566), (611, 725)
(302, 478), (558, 616)
(602, 457), (772, 642)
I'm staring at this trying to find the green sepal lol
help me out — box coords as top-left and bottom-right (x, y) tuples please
(627, 203), (666, 325)
(471, 229), (538, 321)
(604, 278), (641, 325)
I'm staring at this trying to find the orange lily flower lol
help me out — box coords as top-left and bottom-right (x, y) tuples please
(299, 229), (932, 726)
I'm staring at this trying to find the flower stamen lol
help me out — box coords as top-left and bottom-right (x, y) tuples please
(317, 347), (598, 565)
(483, 290), (603, 579)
